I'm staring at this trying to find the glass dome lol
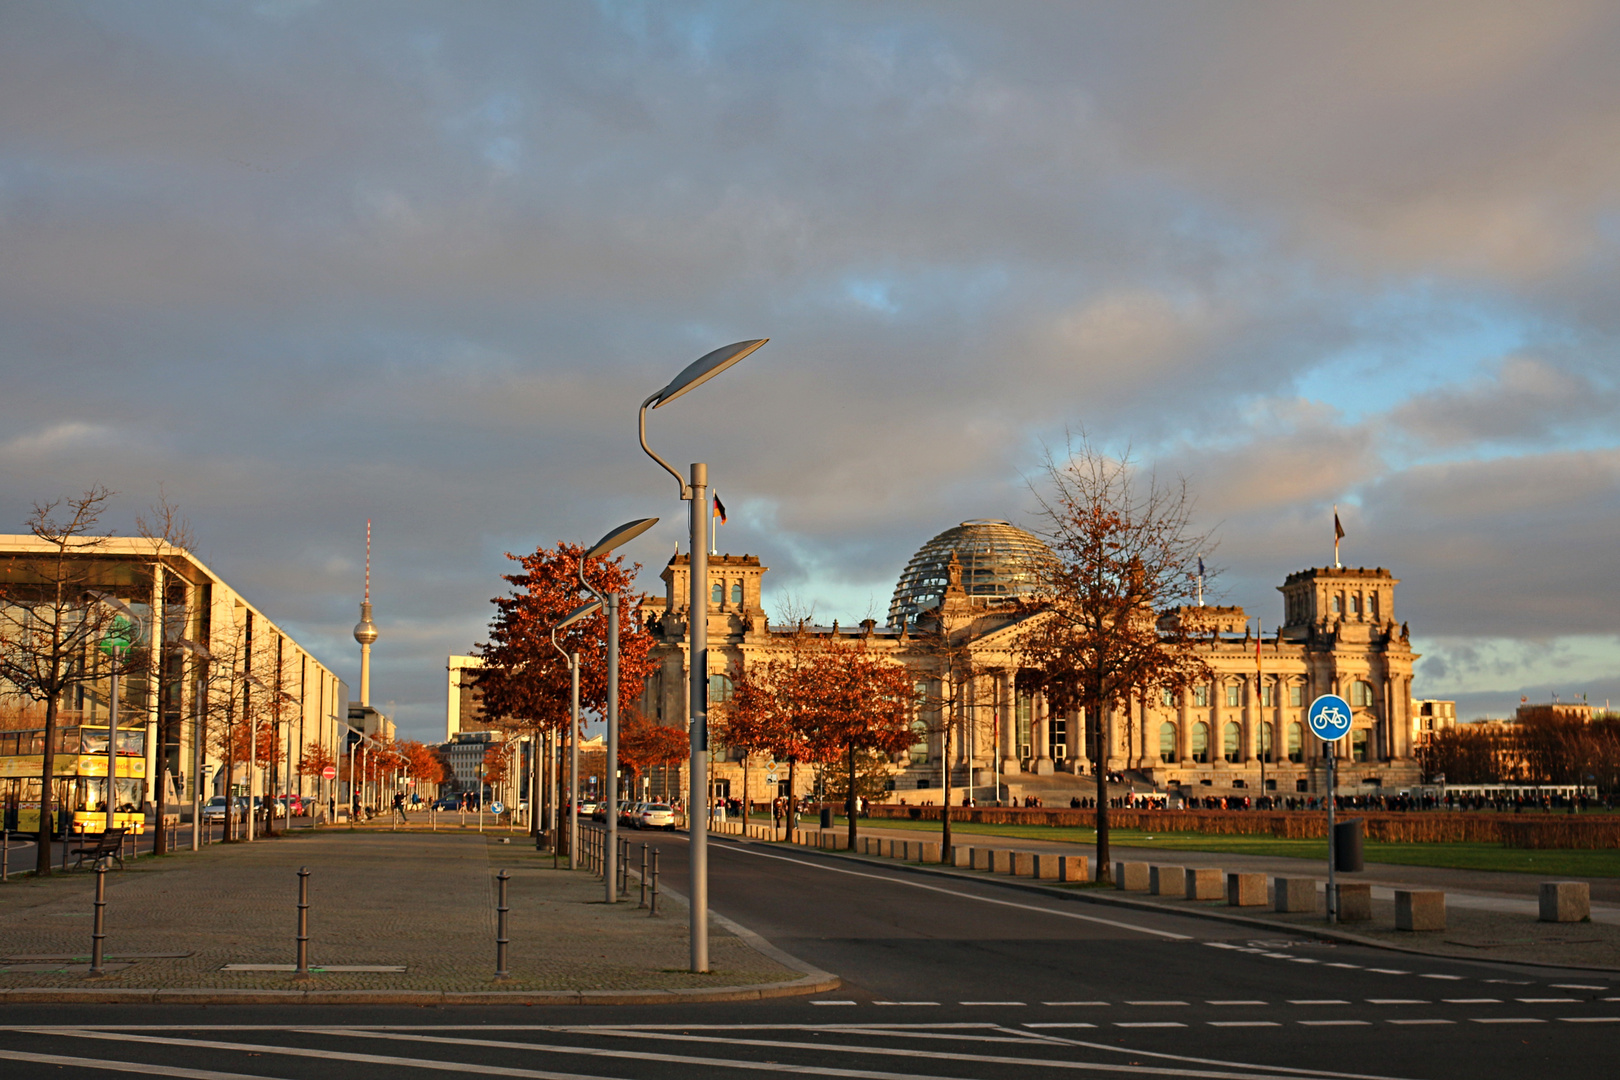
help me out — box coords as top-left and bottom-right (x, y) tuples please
(888, 520), (1054, 627)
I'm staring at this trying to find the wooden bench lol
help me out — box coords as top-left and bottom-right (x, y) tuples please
(72, 827), (126, 870)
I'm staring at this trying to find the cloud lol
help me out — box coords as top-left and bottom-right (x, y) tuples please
(1390, 355), (1617, 448)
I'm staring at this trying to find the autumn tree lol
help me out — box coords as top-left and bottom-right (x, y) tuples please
(1016, 437), (1212, 884)
(722, 634), (818, 839)
(620, 707), (687, 802)
(135, 492), (197, 853)
(0, 487), (135, 874)
(474, 541), (657, 832)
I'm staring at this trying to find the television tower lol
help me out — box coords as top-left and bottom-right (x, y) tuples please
(353, 520), (379, 706)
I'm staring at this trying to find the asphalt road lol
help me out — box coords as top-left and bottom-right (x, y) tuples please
(0, 831), (1614, 1079)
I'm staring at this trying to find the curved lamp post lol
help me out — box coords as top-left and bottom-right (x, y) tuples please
(89, 593), (144, 836)
(639, 338), (767, 972)
(578, 517), (660, 904)
(551, 598), (601, 870)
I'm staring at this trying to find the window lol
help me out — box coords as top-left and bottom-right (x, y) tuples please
(1350, 594), (1361, 615)
(1260, 722), (1274, 762)
(1331, 594), (1342, 614)
(1191, 722), (1210, 764)
(731, 581), (743, 605)
(1352, 728), (1370, 762)
(1223, 722), (1241, 763)
(1289, 684), (1304, 707)
(1287, 722), (1303, 763)
(707, 673), (733, 704)
(1261, 683), (1275, 707)
(909, 718), (930, 765)
(1369, 592), (1380, 618)
(1161, 687), (1175, 708)
(1351, 680), (1375, 707)
(1049, 714), (1067, 759)
(1193, 684), (1210, 708)
(711, 581), (723, 604)
(1159, 722), (1177, 763)
(1225, 684), (1241, 708)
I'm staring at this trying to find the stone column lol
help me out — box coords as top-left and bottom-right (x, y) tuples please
(1033, 690), (1054, 775)
(1243, 674), (1259, 766)
(1178, 693), (1193, 765)
(1072, 705), (1090, 775)
(1000, 671), (1020, 775)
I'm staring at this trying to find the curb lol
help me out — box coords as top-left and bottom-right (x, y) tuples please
(734, 834), (1620, 975)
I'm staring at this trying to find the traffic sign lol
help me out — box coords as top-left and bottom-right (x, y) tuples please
(321, 765), (337, 780)
(491, 801), (506, 815)
(1308, 694), (1353, 742)
(766, 774), (777, 784)
(97, 614), (136, 656)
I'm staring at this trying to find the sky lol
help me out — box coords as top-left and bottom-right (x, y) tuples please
(2, 1), (1617, 738)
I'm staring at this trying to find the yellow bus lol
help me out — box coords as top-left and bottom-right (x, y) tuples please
(0, 725), (147, 836)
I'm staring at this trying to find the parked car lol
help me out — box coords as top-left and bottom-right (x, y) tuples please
(618, 801), (645, 826)
(636, 804), (676, 830)
(201, 796), (245, 822)
(576, 800), (600, 817)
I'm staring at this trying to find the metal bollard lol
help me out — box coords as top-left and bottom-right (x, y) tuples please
(639, 843), (648, 908)
(617, 837), (628, 897)
(495, 869), (511, 980)
(2, 835), (7, 882)
(649, 848), (659, 917)
(89, 857), (109, 975)
(295, 867), (311, 976)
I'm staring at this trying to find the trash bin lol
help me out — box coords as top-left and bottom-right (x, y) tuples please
(820, 807), (832, 829)
(1334, 819), (1364, 872)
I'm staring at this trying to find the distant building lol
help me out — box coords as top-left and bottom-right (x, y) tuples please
(1516, 700), (1594, 725)
(1413, 699), (1457, 746)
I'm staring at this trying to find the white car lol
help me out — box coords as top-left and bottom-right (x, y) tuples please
(636, 804), (676, 830)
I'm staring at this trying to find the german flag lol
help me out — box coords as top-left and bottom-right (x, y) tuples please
(713, 493), (728, 525)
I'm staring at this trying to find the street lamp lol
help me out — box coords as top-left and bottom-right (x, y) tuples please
(175, 638), (213, 851)
(638, 337), (767, 972)
(89, 593), (143, 837)
(578, 517), (659, 904)
(552, 598), (601, 870)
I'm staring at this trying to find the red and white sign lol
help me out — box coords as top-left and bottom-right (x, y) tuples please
(321, 765), (337, 780)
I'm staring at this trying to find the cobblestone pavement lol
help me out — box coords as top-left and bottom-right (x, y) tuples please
(0, 831), (801, 991)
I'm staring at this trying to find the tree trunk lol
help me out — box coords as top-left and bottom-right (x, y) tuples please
(740, 751), (749, 836)
(1094, 700), (1110, 884)
(846, 742), (857, 849)
(36, 685), (59, 875)
(785, 758), (797, 840)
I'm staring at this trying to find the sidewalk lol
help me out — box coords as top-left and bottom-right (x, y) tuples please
(799, 822), (1620, 972)
(0, 831), (831, 1002)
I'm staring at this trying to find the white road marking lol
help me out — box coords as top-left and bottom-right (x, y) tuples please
(1043, 1001), (1110, 1006)
(1418, 974), (1463, 981)
(873, 1002), (939, 1006)
(1484, 979), (1531, 985)
(1559, 1017), (1620, 1023)
(1207, 1000), (1269, 1006)
(1116, 1022), (1186, 1028)
(1124, 1000), (1188, 1006)
(1024, 1022), (1099, 1028)
(1386, 1020), (1453, 1026)
(1289, 1000), (1349, 1006)
(721, 845), (1194, 940)
(1324, 963), (1361, 969)
(1365, 969), (1409, 975)
(0, 1047), (283, 1080)
(1442, 999), (1499, 1004)
(1297, 1021), (1370, 1027)
(1287, 958), (1319, 964)
(1367, 1000), (1426, 1005)
(1517, 998), (1577, 1003)
(959, 1001), (1024, 1006)
(812, 1000), (858, 1005)
(1550, 984), (1606, 990)
(1470, 1018), (1544, 1024)
(1208, 1022), (1280, 1028)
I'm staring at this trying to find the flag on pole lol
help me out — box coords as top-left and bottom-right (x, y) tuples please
(713, 493), (727, 524)
(1333, 506), (1345, 568)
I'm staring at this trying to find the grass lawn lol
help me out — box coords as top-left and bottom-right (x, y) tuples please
(825, 815), (1620, 878)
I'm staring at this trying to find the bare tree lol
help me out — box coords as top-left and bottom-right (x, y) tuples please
(136, 492), (196, 854)
(0, 487), (130, 874)
(1017, 438), (1212, 884)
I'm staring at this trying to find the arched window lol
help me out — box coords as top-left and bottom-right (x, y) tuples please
(1223, 722), (1241, 763)
(1159, 722), (1177, 763)
(1369, 592), (1380, 618)
(1352, 728), (1370, 762)
(731, 581), (743, 605)
(909, 717), (930, 765)
(1351, 680), (1375, 707)
(1287, 722), (1303, 763)
(1331, 594), (1342, 614)
(1191, 722), (1210, 764)
(1350, 594), (1361, 615)
(1260, 722), (1274, 762)
(711, 581), (723, 604)
(707, 673), (733, 704)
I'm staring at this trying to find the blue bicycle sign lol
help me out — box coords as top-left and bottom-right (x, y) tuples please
(1308, 694), (1353, 742)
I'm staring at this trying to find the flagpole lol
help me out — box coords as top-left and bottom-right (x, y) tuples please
(1257, 618), (1265, 802)
(1333, 505), (1342, 569)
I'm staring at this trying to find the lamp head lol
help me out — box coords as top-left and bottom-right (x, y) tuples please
(650, 339), (767, 409)
(584, 517), (660, 560)
(555, 598), (603, 631)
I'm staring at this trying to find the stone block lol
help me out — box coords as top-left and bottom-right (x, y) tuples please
(972, 848), (993, 871)
(1227, 872), (1266, 907)
(919, 841), (942, 863)
(1394, 889), (1445, 931)
(1185, 867), (1223, 900)
(1540, 881), (1590, 923)
(1113, 861), (1150, 891)
(1335, 883), (1372, 922)
(1012, 852), (1037, 877)
(991, 849), (1018, 875)
(1150, 865), (1186, 897)
(1031, 853), (1062, 880)
(1057, 855), (1089, 883)
(951, 845), (973, 868)
(1273, 877), (1319, 914)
